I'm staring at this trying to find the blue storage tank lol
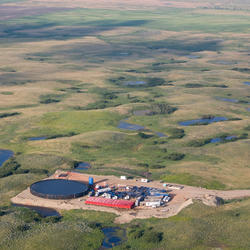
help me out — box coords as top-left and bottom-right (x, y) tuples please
(89, 177), (94, 185)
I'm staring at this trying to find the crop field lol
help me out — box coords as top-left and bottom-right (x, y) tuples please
(0, 0), (249, 248)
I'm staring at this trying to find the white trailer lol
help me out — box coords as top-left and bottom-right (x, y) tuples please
(146, 201), (161, 207)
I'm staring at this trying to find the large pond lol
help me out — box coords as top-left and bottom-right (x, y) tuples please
(28, 137), (47, 141)
(0, 149), (14, 167)
(216, 97), (239, 103)
(211, 60), (236, 65)
(210, 135), (237, 143)
(124, 81), (146, 86)
(186, 55), (200, 59)
(155, 132), (168, 138)
(101, 227), (126, 249)
(118, 121), (145, 131)
(13, 203), (60, 217)
(244, 81), (250, 86)
(179, 117), (228, 126)
(74, 162), (91, 170)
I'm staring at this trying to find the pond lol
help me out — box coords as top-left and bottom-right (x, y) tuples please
(155, 132), (168, 138)
(118, 121), (145, 131)
(211, 60), (236, 65)
(179, 117), (228, 126)
(28, 137), (47, 141)
(186, 55), (200, 59)
(12, 203), (60, 217)
(0, 149), (14, 167)
(124, 81), (146, 86)
(246, 107), (250, 111)
(210, 136), (237, 143)
(101, 227), (126, 249)
(244, 81), (250, 86)
(74, 162), (91, 170)
(216, 97), (239, 103)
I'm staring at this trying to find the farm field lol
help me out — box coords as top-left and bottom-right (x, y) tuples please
(0, 0), (249, 249)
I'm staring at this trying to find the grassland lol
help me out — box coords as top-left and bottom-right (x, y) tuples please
(0, 0), (249, 248)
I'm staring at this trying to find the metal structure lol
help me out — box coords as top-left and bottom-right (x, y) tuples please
(30, 179), (89, 199)
(85, 197), (135, 209)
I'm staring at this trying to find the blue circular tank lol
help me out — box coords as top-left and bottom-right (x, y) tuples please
(30, 179), (89, 199)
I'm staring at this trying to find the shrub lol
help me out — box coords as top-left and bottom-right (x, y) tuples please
(17, 224), (31, 232)
(16, 207), (42, 223)
(44, 216), (61, 223)
(144, 231), (163, 243)
(149, 103), (177, 115)
(169, 128), (185, 139)
(0, 158), (20, 178)
(129, 228), (145, 239)
(165, 153), (185, 161)
(184, 83), (204, 88)
(150, 165), (165, 169)
(0, 112), (21, 118)
(188, 139), (211, 147)
(138, 132), (153, 139)
(137, 163), (149, 168)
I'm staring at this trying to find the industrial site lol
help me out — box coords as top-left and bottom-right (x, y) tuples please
(11, 170), (250, 224)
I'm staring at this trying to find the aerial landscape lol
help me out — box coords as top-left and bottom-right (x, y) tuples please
(0, 0), (250, 249)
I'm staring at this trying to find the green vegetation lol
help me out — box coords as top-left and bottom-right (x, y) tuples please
(0, 158), (20, 178)
(0, 0), (250, 248)
(162, 173), (225, 189)
(0, 112), (20, 119)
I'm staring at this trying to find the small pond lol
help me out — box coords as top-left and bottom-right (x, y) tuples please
(179, 117), (228, 126)
(155, 132), (168, 138)
(74, 162), (91, 170)
(0, 149), (14, 167)
(244, 81), (250, 86)
(12, 203), (60, 217)
(216, 97), (239, 103)
(124, 81), (146, 86)
(246, 107), (250, 111)
(210, 136), (237, 143)
(211, 60), (236, 65)
(101, 227), (126, 249)
(118, 121), (145, 131)
(186, 55), (200, 59)
(28, 137), (47, 141)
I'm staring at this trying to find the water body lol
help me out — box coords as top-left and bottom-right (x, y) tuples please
(244, 81), (250, 86)
(0, 149), (14, 167)
(124, 81), (146, 86)
(155, 132), (168, 137)
(75, 162), (91, 170)
(246, 107), (250, 111)
(186, 55), (200, 59)
(133, 110), (151, 116)
(13, 203), (60, 217)
(216, 97), (239, 103)
(179, 117), (228, 126)
(101, 227), (125, 249)
(212, 60), (236, 65)
(210, 136), (237, 143)
(118, 121), (145, 131)
(28, 137), (47, 141)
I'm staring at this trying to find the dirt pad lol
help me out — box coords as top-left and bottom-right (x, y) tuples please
(11, 170), (250, 224)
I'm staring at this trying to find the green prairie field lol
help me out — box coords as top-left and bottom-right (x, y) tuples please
(0, 0), (249, 249)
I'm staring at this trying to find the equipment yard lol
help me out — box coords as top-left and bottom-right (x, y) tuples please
(11, 170), (250, 224)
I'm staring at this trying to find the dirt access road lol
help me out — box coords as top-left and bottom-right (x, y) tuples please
(11, 170), (250, 224)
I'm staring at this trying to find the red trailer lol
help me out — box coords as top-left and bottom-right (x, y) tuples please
(85, 197), (135, 209)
